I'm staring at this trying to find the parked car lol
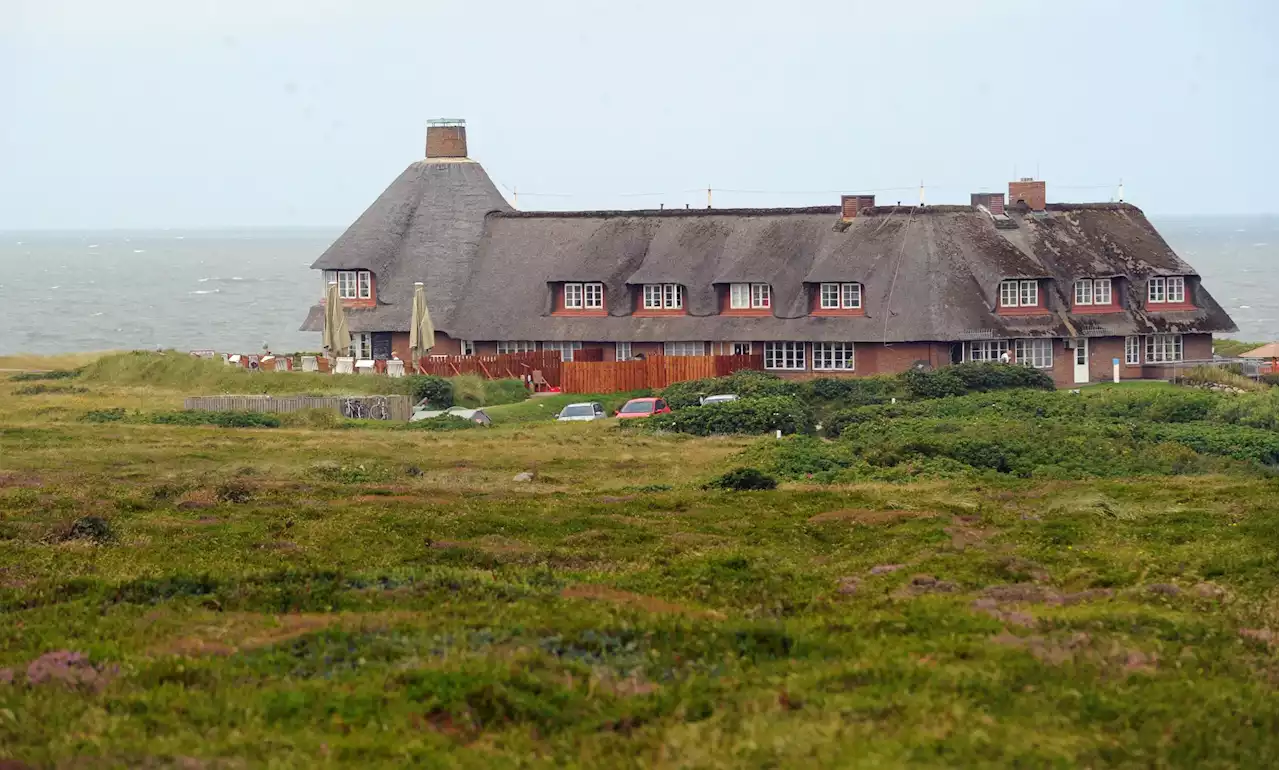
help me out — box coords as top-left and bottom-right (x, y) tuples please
(698, 394), (739, 406)
(556, 402), (607, 421)
(615, 397), (672, 419)
(411, 406), (492, 425)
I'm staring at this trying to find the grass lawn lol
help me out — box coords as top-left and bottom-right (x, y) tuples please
(0, 368), (1276, 768)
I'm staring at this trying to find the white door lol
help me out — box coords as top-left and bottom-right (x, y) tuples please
(1073, 338), (1089, 384)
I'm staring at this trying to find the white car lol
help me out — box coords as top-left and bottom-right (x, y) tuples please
(699, 394), (740, 406)
(556, 402), (607, 421)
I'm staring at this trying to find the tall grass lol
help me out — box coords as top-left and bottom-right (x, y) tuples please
(1176, 364), (1267, 392)
(0, 351), (115, 371)
(77, 352), (407, 395)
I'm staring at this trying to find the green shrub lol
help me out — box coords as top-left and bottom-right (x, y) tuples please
(11, 368), (81, 382)
(404, 375), (454, 408)
(14, 384), (88, 395)
(63, 516), (114, 543)
(81, 408), (128, 423)
(402, 415), (479, 431)
(1208, 390), (1278, 431)
(802, 376), (901, 406)
(637, 396), (814, 436)
(903, 362), (1054, 400)
(661, 371), (802, 409)
(1144, 423), (1278, 465)
(450, 375), (487, 408)
(151, 411), (281, 428)
(705, 467), (778, 491)
(482, 378), (531, 406)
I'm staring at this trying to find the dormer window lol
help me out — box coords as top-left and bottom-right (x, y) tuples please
(563, 282), (604, 310)
(820, 282), (862, 310)
(643, 284), (684, 310)
(1073, 278), (1113, 306)
(1148, 276), (1185, 304)
(999, 279), (1039, 308)
(327, 270), (372, 300)
(728, 283), (770, 309)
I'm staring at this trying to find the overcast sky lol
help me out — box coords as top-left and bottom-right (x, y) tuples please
(3, 0), (1276, 229)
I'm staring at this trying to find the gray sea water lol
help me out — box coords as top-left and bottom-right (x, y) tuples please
(0, 216), (1275, 356)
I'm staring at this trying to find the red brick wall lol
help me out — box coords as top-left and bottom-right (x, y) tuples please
(392, 331), (461, 361)
(426, 126), (467, 158)
(1008, 180), (1046, 210)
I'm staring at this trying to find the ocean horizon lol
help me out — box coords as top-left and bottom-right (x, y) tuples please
(1, 215), (1275, 356)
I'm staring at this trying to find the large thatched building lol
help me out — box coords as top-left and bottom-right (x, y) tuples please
(301, 120), (1235, 386)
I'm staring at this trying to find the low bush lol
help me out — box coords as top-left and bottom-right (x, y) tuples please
(802, 376), (902, 407)
(705, 467), (778, 491)
(81, 408), (128, 423)
(62, 516), (114, 543)
(403, 375), (454, 408)
(10, 368), (81, 382)
(637, 396), (815, 436)
(151, 411), (281, 428)
(14, 384), (89, 395)
(1145, 423), (1278, 465)
(661, 371), (802, 410)
(1208, 390), (1278, 431)
(902, 362), (1055, 399)
(1176, 365), (1267, 392)
(402, 415), (480, 431)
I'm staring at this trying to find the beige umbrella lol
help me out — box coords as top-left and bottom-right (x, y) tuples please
(409, 282), (435, 372)
(322, 281), (351, 365)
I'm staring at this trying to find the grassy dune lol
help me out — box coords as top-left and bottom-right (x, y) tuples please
(0, 365), (1276, 768)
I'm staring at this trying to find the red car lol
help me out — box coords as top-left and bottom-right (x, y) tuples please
(615, 397), (672, 419)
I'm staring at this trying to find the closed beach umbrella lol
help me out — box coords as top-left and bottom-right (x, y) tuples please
(322, 281), (351, 360)
(409, 281), (435, 368)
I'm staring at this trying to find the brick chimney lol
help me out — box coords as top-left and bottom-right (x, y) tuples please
(840, 194), (875, 219)
(425, 118), (468, 159)
(1008, 178), (1046, 211)
(970, 192), (1005, 215)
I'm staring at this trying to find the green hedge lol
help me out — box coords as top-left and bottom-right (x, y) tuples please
(403, 375), (454, 408)
(902, 362), (1055, 399)
(151, 410), (281, 428)
(635, 396), (815, 436)
(660, 371), (802, 410)
(401, 415), (480, 432)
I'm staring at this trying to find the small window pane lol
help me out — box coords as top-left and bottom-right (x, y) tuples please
(819, 283), (839, 309)
(1124, 336), (1140, 365)
(643, 285), (662, 309)
(751, 284), (771, 308)
(1167, 276), (1185, 303)
(1093, 279), (1112, 305)
(1148, 278), (1165, 303)
(999, 281), (1019, 307)
(1019, 280), (1038, 306)
(842, 283), (862, 309)
(615, 342), (632, 361)
(358, 271), (372, 299)
(1074, 279), (1092, 305)
(584, 283), (603, 309)
(730, 283), (751, 309)
(564, 283), (583, 309)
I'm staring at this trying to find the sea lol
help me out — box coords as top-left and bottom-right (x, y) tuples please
(0, 216), (1276, 356)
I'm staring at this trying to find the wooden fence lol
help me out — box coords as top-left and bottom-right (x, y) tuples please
(561, 354), (764, 394)
(184, 395), (412, 421)
(415, 350), (562, 387)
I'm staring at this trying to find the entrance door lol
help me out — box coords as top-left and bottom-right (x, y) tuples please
(1073, 338), (1089, 384)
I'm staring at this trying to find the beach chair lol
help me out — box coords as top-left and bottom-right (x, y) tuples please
(259, 356), (276, 372)
(300, 356), (318, 372)
(386, 359), (405, 378)
(355, 359), (376, 375)
(335, 357), (355, 375)
(531, 370), (550, 392)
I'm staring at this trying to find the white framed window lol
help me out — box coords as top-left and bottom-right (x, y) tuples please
(730, 283), (751, 309)
(349, 331), (372, 359)
(819, 282), (862, 310)
(663, 341), (706, 357)
(542, 341), (583, 362)
(1093, 279), (1112, 305)
(841, 282), (862, 309)
(1148, 277), (1165, 303)
(1124, 336), (1140, 365)
(1013, 339), (1053, 369)
(337, 271), (356, 299)
(1145, 334), (1183, 363)
(643, 284), (683, 310)
(460, 340), (476, 356)
(1019, 280), (1038, 306)
(969, 339), (1010, 362)
(1167, 276), (1185, 303)
(584, 282), (604, 309)
(813, 342), (855, 370)
(615, 342), (633, 361)
(564, 283), (584, 309)
(764, 342), (805, 370)
(332, 270), (370, 300)
(357, 271), (371, 299)
(751, 283), (771, 309)
(496, 341), (536, 354)
(1074, 279), (1093, 305)
(999, 280), (1019, 307)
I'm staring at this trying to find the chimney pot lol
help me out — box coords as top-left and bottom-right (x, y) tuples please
(425, 118), (468, 159)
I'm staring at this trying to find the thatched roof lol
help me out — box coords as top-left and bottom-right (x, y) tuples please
(302, 157), (510, 333)
(302, 162), (1235, 341)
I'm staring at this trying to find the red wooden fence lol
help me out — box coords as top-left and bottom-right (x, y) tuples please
(415, 350), (563, 387)
(561, 354), (764, 394)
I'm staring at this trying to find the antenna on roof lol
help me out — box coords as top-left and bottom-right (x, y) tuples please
(1118, 178), (1124, 203)
(919, 179), (925, 206)
(707, 185), (712, 209)
(513, 186), (518, 207)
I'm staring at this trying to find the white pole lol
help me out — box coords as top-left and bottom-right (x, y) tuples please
(1112, 357), (1120, 383)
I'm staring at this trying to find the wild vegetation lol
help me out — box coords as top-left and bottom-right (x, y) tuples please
(0, 354), (1276, 768)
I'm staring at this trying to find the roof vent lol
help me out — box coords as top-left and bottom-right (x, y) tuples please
(426, 118), (468, 159)
(840, 194), (875, 219)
